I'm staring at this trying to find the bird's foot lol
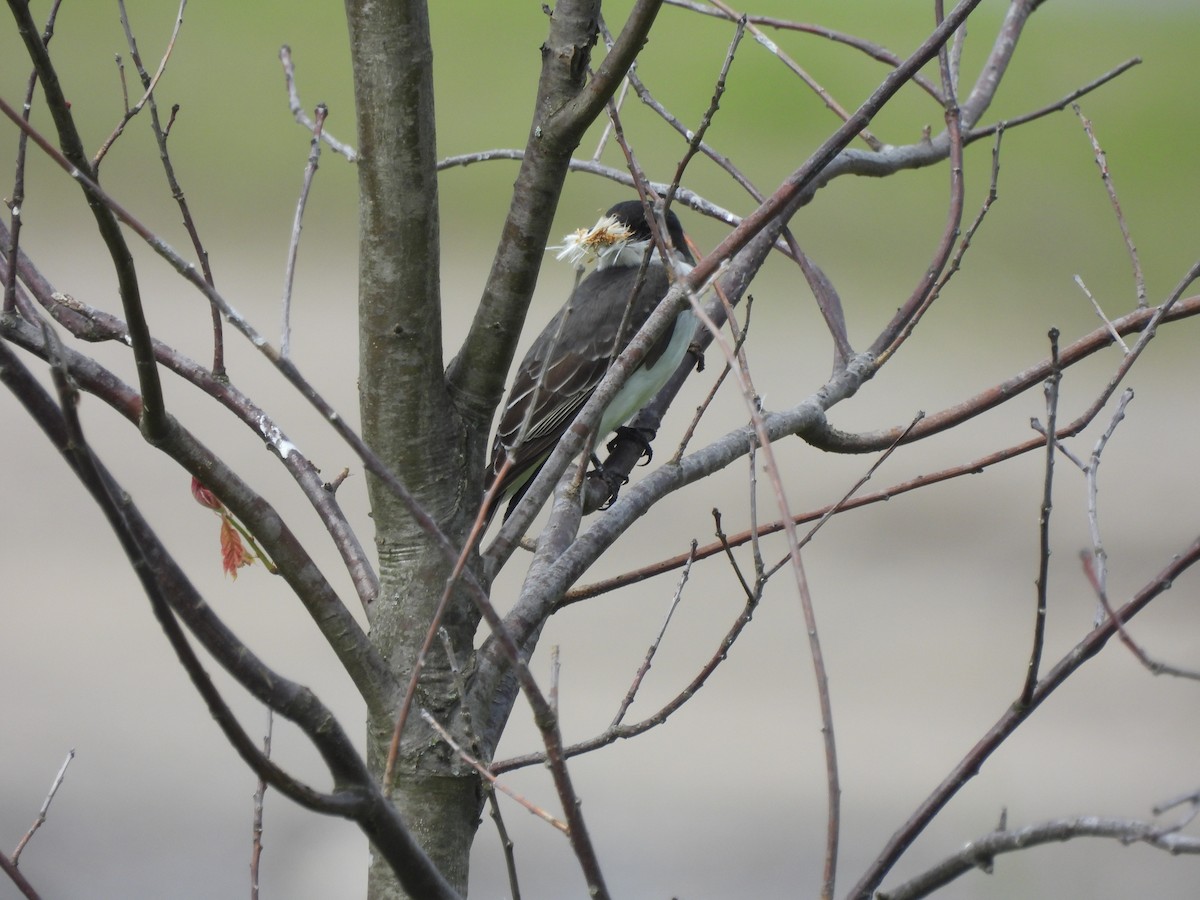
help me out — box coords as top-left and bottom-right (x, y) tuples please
(606, 425), (654, 466)
(587, 454), (630, 509)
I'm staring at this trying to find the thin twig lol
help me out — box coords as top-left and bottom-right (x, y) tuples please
(746, 437), (764, 578)
(279, 46), (358, 161)
(1074, 103), (1146, 307)
(702, 0), (882, 150)
(494, 570), (764, 774)
(115, 2), (226, 375)
(1078, 394), (1200, 683)
(672, 290), (753, 461)
(610, 544), (697, 729)
(548, 645), (561, 716)
(250, 710), (272, 900)
(662, 0), (945, 103)
(920, 124), (1004, 311)
(713, 509), (753, 600)
(968, 58), (1141, 144)
(281, 104), (327, 358)
(871, 50), (968, 364)
(420, 710), (568, 833)
(94, 0), (187, 168)
(763, 410), (925, 582)
(1082, 389), (1134, 615)
(1021, 328), (1060, 707)
(487, 790), (522, 900)
(621, 65), (765, 206)
(3, 0), (64, 316)
(589, 57), (628, 161)
(686, 280), (841, 899)
(11, 750), (74, 865)
(1074, 274), (1129, 353)
(664, 15), (746, 212)
(1154, 788), (1200, 820)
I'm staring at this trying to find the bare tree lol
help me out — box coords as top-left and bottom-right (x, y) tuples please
(2, 1), (1198, 899)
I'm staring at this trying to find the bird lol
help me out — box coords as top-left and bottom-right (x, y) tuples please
(482, 199), (697, 527)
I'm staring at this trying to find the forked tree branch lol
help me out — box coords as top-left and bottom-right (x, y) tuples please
(449, 0), (666, 438)
(7, 0), (167, 440)
(481, 0), (987, 575)
(0, 309), (392, 695)
(848, 531), (1200, 899)
(0, 335), (463, 900)
(0, 94), (465, 622)
(0, 215), (379, 605)
(0, 89), (615, 896)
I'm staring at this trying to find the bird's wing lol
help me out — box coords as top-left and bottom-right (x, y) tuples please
(486, 264), (675, 495)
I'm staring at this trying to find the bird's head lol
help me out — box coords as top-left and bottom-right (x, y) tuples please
(551, 200), (693, 271)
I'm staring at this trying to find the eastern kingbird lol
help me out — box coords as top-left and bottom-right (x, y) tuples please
(482, 199), (696, 525)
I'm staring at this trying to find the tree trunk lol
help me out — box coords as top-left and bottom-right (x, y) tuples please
(366, 710), (481, 897)
(345, 0), (483, 895)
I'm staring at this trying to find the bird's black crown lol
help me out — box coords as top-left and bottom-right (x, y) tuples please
(604, 200), (693, 265)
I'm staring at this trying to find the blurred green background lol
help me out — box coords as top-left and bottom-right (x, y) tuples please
(2, 2), (1198, 899)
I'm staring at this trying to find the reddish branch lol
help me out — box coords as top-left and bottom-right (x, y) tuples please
(562, 293), (1200, 603)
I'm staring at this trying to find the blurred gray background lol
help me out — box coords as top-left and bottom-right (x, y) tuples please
(2, 1), (1198, 898)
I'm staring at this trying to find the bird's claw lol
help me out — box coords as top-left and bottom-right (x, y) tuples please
(587, 455), (630, 509)
(607, 425), (654, 466)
